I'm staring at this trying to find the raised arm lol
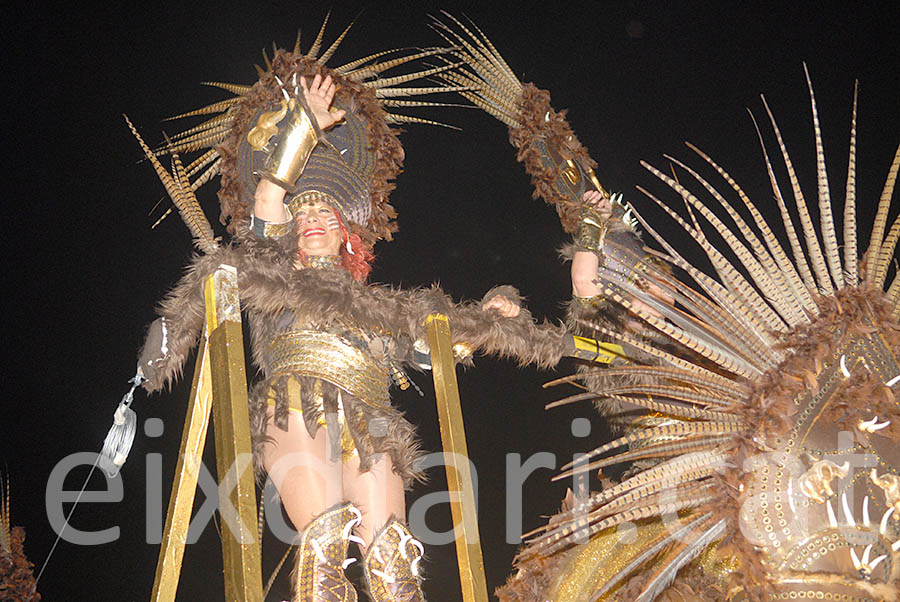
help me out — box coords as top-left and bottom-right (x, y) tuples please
(252, 74), (346, 226)
(571, 190), (611, 300)
(569, 191), (673, 331)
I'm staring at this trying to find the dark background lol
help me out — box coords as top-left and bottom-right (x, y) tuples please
(4, 1), (898, 600)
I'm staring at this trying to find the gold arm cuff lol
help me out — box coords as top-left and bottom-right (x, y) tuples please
(259, 95), (322, 191)
(576, 223), (604, 253)
(262, 204), (294, 238)
(572, 294), (602, 308)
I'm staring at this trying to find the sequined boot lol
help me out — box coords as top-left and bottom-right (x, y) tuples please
(363, 520), (425, 602)
(293, 503), (363, 602)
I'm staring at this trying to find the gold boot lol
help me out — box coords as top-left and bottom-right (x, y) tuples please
(363, 520), (425, 602)
(293, 503), (362, 602)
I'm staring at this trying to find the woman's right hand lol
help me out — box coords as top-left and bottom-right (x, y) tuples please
(301, 74), (346, 131)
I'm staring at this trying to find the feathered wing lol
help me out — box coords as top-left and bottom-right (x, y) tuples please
(431, 12), (608, 234)
(445, 19), (900, 601)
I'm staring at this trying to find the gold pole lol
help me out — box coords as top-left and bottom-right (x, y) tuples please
(206, 265), (263, 602)
(150, 334), (214, 601)
(425, 314), (490, 602)
(568, 335), (625, 363)
(149, 264), (262, 601)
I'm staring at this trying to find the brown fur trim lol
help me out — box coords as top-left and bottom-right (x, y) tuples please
(711, 287), (900, 598)
(502, 285), (898, 599)
(826, 367), (900, 444)
(495, 553), (563, 602)
(141, 243), (569, 489)
(508, 83), (597, 234)
(248, 376), (425, 487)
(0, 527), (40, 600)
(736, 287), (900, 472)
(216, 49), (404, 244)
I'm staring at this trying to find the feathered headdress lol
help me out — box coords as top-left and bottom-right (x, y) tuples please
(128, 15), (469, 249)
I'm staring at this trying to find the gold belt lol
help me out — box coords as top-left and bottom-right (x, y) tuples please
(268, 329), (391, 408)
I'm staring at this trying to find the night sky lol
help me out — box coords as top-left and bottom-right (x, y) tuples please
(6, 1), (898, 600)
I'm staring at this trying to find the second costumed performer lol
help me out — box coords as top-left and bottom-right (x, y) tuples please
(131, 29), (569, 602)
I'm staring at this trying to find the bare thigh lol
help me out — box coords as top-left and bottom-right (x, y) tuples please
(261, 410), (343, 532)
(342, 452), (406, 547)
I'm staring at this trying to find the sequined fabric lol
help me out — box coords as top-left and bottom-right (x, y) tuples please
(294, 504), (360, 602)
(364, 521), (425, 602)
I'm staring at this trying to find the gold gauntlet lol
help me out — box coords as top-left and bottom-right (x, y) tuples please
(575, 203), (607, 254)
(572, 294), (601, 308)
(254, 93), (322, 191)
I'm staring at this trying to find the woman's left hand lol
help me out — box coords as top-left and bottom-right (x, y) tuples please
(482, 295), (521, 318)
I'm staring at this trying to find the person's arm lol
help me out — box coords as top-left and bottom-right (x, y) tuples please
(253, 178), (290, 224)
(572, 251), (602, 298)
(481, 292), (521, 318)
(571, 191), (675, 325)
(252, 74), (346, 231)
(382, 283), (568, 370)
(137, 253), (222, 392)
(571, 190), (610, 300)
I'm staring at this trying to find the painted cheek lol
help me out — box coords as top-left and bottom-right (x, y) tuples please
(326, 216), (340, 231)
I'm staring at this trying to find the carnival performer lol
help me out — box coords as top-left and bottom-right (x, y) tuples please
(439, 16), (899, 600)
(129, 24), (569, 602)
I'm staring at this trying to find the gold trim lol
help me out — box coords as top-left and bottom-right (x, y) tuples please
(152, 265), (262, 602)
(207, 268), (262, 601)
(259, 95), (321, 191)
(570, 335), (625, 363)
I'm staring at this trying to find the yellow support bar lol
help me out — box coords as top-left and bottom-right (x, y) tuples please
(569, 335), (625, 363)
(206, 266), (262, 602)
(425, 314), (489, 602)
(150, 264), (262, 601)
(150, 334), (214, 601)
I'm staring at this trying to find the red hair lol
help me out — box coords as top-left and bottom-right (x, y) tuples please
(295, 209), (374, 282)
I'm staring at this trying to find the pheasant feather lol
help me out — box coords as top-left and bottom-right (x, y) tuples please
(805, 64), (845, 290)
(125, 116), (217, 253)
(762, 95), (834, 295)
(843, 83), (859, 284)
(317, 17), (354, 64)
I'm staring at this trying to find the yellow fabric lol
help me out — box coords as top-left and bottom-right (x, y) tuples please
(267, 377), (358, 461)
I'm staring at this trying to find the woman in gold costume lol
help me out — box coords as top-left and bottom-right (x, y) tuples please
(133, 32), (568, 602)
